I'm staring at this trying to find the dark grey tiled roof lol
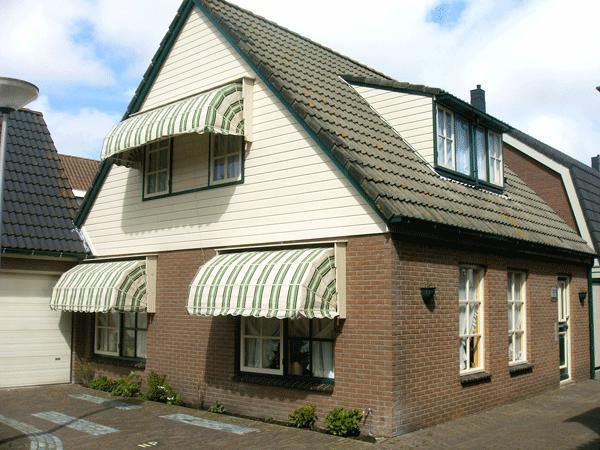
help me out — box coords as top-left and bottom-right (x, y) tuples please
(1, 109), (87, 255)
(193, 0), (592, 255)
(509, 128), (600, 253)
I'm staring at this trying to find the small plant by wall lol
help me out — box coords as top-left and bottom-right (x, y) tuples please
(288, 404), (317, 429)
(324, 407), (362, 437)
(144, 371), (184, 406)
(207, 401), (226, 414)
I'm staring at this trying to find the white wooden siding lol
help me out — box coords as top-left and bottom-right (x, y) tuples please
(353, 85), (435, 165)
(171, 134), (209, 193)
(83, 6), (386, 256)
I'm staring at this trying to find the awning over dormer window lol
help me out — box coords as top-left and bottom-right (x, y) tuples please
(101, 83), (244, 161)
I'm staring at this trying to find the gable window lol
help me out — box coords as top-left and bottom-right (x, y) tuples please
(95, 312), (148, 359)
(240, 317), (335, 380)
(211, 134), (242, 184)
(435, 105), (503, 188)
(459, 267), (484, 373)
(508, 271), (526, 364)
(144, 140), (170, 197)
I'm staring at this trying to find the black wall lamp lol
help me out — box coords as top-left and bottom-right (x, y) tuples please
(420, 287), (436, 303)
(579, 291), (587, 303)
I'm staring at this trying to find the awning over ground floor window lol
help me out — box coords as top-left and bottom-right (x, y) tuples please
(101, 83), (244, 161)
(187, 248), (338, 319)
(50, 260), (147, 312)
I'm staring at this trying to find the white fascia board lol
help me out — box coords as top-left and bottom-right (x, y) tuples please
(503, 134), (594, 248)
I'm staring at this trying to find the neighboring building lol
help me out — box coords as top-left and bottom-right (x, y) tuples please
(58, 154), (100, 205)
(52, 0), (595, 436)
(503, 127), (600, 378)
(0, 109), (87, 388)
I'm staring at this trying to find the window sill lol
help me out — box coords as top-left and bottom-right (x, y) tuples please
(435, 166), (504, 194)
(460, 371), (491, 386)
(233, 372), (334, 394)
(509, 362), (534, 377)
(92, 354), (146, 370)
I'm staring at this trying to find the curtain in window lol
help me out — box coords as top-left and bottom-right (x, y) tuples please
(455, 116), (470, 175)
(475, 127), (486, 180)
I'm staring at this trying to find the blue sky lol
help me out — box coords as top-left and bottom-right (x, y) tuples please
(1, 0), (599, 165)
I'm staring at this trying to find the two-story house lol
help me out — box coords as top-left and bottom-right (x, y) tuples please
(51, 0), (595, 436)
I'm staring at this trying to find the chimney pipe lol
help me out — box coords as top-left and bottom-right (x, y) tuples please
(470, 84), (486, 113)
(592, 155), (600, 172)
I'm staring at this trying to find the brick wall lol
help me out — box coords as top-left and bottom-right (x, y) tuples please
(71, 233), (591, 437)
(392, 238), (590, 434)
(504, 143), (579, 232)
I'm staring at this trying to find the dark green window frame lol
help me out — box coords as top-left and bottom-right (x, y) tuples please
(94, 312), (148, 361)
(434, 103), (504, 191)
(142, 135), (245, 201)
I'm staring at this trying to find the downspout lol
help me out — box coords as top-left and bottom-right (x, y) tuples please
(589, 269), (596, 379)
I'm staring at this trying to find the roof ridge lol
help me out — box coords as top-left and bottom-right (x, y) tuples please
(201, 0), (393, 80)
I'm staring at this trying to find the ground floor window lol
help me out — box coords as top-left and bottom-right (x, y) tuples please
(240, 317), (335, 380)
(95, 312), (148, 359)
(508, 271), (526, 364)
(459, 266), (484, 373)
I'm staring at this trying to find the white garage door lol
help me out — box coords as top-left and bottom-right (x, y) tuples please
(0, 272), (71, 388)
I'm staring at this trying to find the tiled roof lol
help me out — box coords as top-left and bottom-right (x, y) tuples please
(1, 109), (87, 255)
(509, 128), (600, 254)
(58, 154), (100, 192)
(191, 0), (592, 255)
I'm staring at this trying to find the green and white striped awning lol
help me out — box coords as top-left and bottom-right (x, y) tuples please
(101, 83), (244, 160)
(50, 260), (147, 312)
(187, 248), (338, 319)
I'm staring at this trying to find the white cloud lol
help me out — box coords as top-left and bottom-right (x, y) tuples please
(29, 95), (120, 159)
(0, 0), (114, 86)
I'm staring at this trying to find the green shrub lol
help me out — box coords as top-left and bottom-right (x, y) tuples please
(111, 373), (141, 398)
(207, 401), (226, 414)
(324, 407), (362, 437)
(288, 403), (317, 429)
(88, 376), (116, 392)
(144, 371), (184, 406)
(262, 416), (274, 423)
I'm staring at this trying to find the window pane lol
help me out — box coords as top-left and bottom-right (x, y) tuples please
(470, 303), (480, 334)
(213, 136), (224, 157)
(468, 270), (476, 301)
(459, 303), (468, 336)
(244, 317), (260, 336)
(514, 332), (523, 361)
(476, 128), (486, 180)
(262, 318), (281, 337)
(455, 117), (470, 175)
(97, 328), (106, 352)
(97, 313), (108, 327)
(227, 154), (240, 179)
(508, 304), (514, 332)
(244, 338), (260, 368)
(213, 158), (225, 181)
(459, 338), (468, 371)
(289, 339), (310, 375)
(459, 268), (467, 301)
(470, 336), (481, 368)
(158, 148), (168, 168)
(312, 341), (335, 379)
(508, 334), (514, 361)
(261, 339), (280, 370)
(437, 109), (444, 135)
(157, 172), (167, 192)
(148, 152), (157, 172)
(123, 312), (135, 329)
(289, 318), (310, 338)
(147, 174), (156, 194)
(515, 303), (523, 330)
(514, 275), (521, 301)
(445, 112), (452, 138)
(137, 313), (148, 330)
(123, 330), (136, 357)
(136, 330), (147, 358)
(108, 312), (120, 328)
(314, 319), (335, 339)
(108, 328), (119, 354)
(437, 136), (445, 166)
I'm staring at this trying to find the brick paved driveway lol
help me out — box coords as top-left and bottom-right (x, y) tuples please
(1, 381), (599, 449)
(0, 384), (370, 450)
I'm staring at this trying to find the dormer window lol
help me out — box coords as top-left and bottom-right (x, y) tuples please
(435, 105), (504, 188)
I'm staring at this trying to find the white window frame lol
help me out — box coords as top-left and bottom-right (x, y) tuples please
(240, 317), (284, 375)
(144, 139), (171, 197)
(94, 313), (121, 357)
(436, 106), (455, 170)
(488, 131), (503, 186)
(459, 266), (485, 374)
(508, 271), (527, 365)
(210, 135), (242, 185)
